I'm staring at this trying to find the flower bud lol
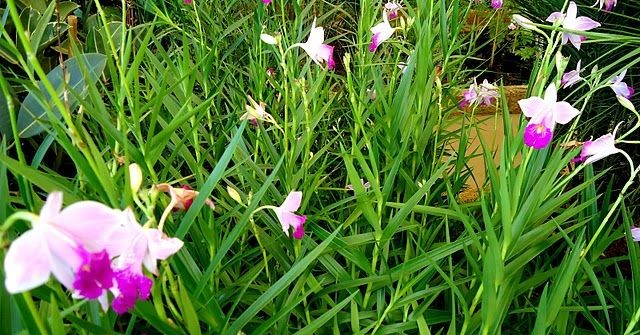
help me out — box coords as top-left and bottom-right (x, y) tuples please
(260, 33), (278, 45)
(129, 163), (143, 194)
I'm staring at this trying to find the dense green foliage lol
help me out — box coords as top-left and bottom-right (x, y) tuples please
(1, 0), (639, 334)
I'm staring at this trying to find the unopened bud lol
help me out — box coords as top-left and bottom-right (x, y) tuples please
(129, 163), (143, 193)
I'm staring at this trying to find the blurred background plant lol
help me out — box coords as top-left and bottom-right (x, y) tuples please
(462, 0), (542, 84)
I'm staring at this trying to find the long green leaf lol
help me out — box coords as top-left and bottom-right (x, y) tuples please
(16, 53), (106, 138)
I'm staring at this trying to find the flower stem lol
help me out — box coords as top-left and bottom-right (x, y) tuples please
(1, 212), (39, 234)
(582, 164), (640, 258)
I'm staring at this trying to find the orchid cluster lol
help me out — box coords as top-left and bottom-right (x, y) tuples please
(370, 9), (397, 52)
(1, 165), (220, 314)
(369, 1), (409, 52)
(513, 1), (635, 165)
(460, 78), (500, 108)
(3, 160), (308, 315)
(3, 192), (183, 314)
(509, 1), (640, 257)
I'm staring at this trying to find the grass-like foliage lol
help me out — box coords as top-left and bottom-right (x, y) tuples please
(1, 0), (640, 334)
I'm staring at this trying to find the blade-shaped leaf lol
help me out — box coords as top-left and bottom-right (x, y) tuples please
(16, 53), (106, 138)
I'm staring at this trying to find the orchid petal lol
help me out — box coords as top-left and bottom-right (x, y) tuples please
(546, 12), (564, 23)
(292, 222), (305, 239)
(275, 212), (307, 236)
(543, 83), (558, 103)
(568, 34), (583, 50)
(524, 123), (553, 149)
(553, 102), (581, 124)
(573, 17), (601, 30)
(518, 96), (546, 119)
(307, 27), (325, 49)
(43, 225), (87, 289)
(4, 229), (52, 293)
(54, 203), (134, 257)
(40, 192), (63, 218)
(316, 44), (335, 69)
(631, 227), (640, 242)
(612, 82), (632, 98)
(98, 292), (110, 311)
(279, 191), (302, 212)
(145, 229), (184, 261)
(614, 69), (628, 83)
(566, 2), (578, 20)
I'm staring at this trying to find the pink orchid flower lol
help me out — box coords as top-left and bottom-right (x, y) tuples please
(274, 191), (307, 239)
(263, 0), (272, 4)
(385, 1), (402, 20)
(156, 183), (215, 212)
(561, 60), (583, 89)
(460, 78), (499, 108)
(574, 125), (623, 164)
(109, 219), (183, 314)
(3, 192), (133, 297)
(593, 0), (617, 11)
(547, 2), (600, 50)
(240, 95), (276, 126)
(61, 203), (183, 313)
(518, 83), (580, 149)
(156, 183), (215, 237)
(184, 0), (192, 4)
(63, 205), (183, 313)
(491, 0), (503, 9)
(611, 69), (634, 99)
(460, 85), (478, 108)
(631, 227), (640, 242)
(290, 18), (335, 70)
(370, 10), (395, 52)
(477, 80), (499, 106)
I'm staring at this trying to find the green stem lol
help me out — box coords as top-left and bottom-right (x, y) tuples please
(582, 164), (640, 258)
(249, 218), (271, 281)
(22, 292), (49, 335)
(1, 212), (39, 235)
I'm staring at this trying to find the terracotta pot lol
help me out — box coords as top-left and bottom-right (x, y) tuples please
(474, 84), (527, 115)
(449, 85), (528, 196)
